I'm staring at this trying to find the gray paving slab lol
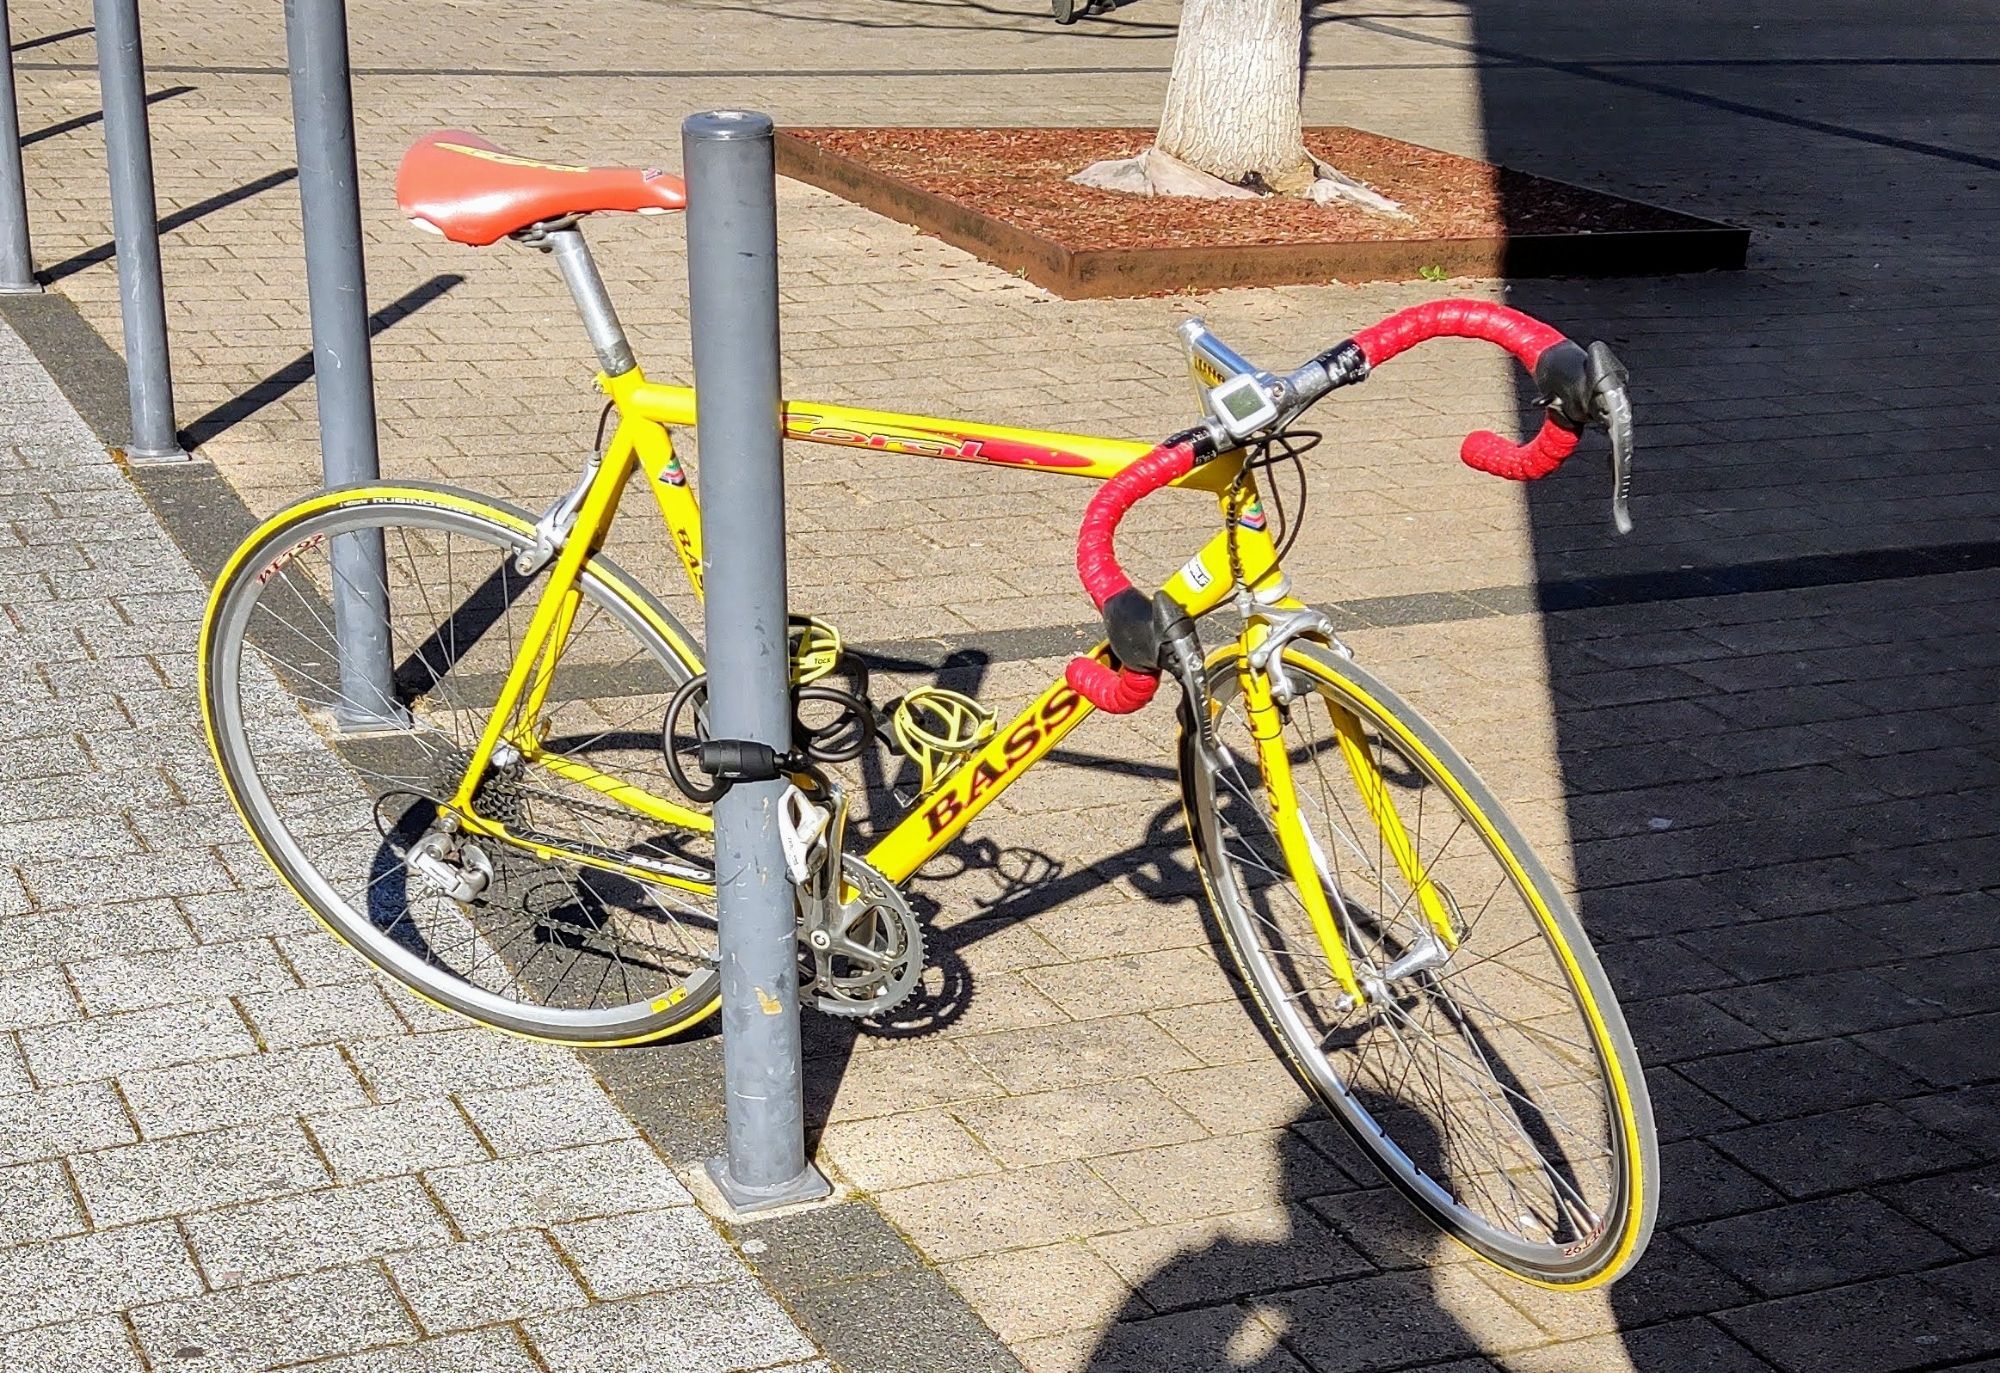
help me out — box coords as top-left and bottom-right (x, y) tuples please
(0, 314), (824, 1371)
(423, 1139), (695, 1235)
(0, 1315), (147, 1373)
(0, 1081), (138, 1165)
(384, 1230), (588, 1334)
(522, 1280), (820, 1373)
(304, 1098), (491, 1184)
(0, 1159), (91, 1246)
(181, 1177), (454, 1286)
(284, 1328), (546, 1373)
(553, 1207), (744, 1297)
(68, 1119), (331, 1228)
(3, 0), (1999, 1367)
(0, 1221), (205, 1336)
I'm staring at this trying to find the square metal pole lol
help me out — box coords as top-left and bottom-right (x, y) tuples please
(684, 109), (830, 1213)
(283, 0), (399, 728)
(0, 2), (39, 294)
(93, 0), (185, 459)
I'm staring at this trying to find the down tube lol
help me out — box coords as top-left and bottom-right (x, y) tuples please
(865, 664), (1100, 885)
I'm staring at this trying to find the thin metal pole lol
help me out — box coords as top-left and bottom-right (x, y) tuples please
(93, 0), (184, 459)
(0, 2), (39, 294)
(685, 109), (829, 1213)
(284, 0), (397, 727)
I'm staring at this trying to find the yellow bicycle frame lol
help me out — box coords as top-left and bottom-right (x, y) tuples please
(445, 361), (1454, 987)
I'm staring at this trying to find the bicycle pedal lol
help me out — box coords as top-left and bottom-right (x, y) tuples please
(777, 784), (831, 884)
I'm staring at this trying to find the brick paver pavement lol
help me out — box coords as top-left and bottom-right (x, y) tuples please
(0, 319), (828, 1371)
(2, 0), (1997, 1370)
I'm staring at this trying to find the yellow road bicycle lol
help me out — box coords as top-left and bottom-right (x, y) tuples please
(200, 130), (1655, 1287)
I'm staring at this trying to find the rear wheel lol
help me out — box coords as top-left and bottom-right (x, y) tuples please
(1181, 642), (1656, 1287)
(200, 484), (721, 1044)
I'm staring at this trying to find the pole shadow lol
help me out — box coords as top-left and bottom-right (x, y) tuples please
(20, 82), (193, 148)
(9, 24), (92, 55)
(180, 271), (465, 449)
(38, 165), (300, 285)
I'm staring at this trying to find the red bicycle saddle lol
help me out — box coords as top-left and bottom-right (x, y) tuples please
(396, 130), (687, 247)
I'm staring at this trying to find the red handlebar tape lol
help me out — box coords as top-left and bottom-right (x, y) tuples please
(1066, 441), (1196, 713)
(1064, 654), (1163, 713)
(1353, 299), (1581, 481)
(1069, 300), (1588, 714)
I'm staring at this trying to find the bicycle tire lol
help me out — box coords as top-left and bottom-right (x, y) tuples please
(1180, 642), (1656, 1287)
(201, 482), (721, 1045)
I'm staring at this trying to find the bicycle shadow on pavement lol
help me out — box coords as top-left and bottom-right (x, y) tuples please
(1078, 1096), (1580, 1373)
(797, 784), (1199, 1117)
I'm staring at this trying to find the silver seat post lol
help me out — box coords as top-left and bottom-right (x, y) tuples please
(541, 224), (637, 376)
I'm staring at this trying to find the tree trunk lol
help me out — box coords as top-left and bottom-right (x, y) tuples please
(1156, 0), (1312, 191)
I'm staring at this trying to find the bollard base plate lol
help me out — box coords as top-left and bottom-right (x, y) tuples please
(121, 443), (193, 465)
(331, 701), (414, 735)
(705, 1155), (834, 1216)
(0, 282), (43, 297)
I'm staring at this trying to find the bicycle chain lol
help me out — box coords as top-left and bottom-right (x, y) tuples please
(435, 747), (927, 1018)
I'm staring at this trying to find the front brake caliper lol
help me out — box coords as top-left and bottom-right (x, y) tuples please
(1244, 605), (1349, 704)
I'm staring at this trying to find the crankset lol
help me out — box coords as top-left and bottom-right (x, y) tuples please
(799, 854), (925, 1019)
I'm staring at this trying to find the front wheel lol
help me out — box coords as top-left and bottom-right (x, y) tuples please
(200, 483), (721, 1045)
(1180, 642), (1656, 1287)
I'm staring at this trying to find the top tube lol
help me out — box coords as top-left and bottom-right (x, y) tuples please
(621, 376), (1169, 483)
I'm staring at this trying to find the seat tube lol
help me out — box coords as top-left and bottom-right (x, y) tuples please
(543, 225), (637, 376)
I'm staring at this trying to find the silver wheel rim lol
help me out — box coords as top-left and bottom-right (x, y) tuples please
(206, 497), (718, 1039)
(1192, 653), (1634, 1278)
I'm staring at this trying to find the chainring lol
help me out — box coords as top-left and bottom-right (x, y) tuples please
(801, 854), (925, 1019)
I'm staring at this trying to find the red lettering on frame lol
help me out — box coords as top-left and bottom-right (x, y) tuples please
(963, 759), (1007, 806)
(922, 791), (966, 839)
(1001, 719), (1042, 767)
(1040, 687), (1083, 728)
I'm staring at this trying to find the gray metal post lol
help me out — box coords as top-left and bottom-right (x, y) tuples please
(284, 0), (398, 727)
(685, 110), (830, 1213)
(0, 3), (39, 294)
(93, 0), (184, 459)
(93, 0), (184, 456)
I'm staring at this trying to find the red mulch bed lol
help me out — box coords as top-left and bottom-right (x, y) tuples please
(775, 126), (1746, 297)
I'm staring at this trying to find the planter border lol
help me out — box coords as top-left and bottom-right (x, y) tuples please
(774, 128), (1750, 298)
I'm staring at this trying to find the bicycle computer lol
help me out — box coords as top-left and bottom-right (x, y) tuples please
(1207, 371), (1279, 439)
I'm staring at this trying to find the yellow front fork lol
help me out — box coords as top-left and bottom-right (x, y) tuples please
(1331, 702), (1460, 952)
(1239, 627), (1464, 1008)
(1237, 623), (1368, 1004)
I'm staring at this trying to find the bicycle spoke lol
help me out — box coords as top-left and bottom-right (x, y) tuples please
(210, 500), (719, 1041)
(1196, 650), (1638, 1274)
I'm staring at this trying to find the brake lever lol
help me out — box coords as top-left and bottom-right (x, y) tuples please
(1586, 342), (1634, 535)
